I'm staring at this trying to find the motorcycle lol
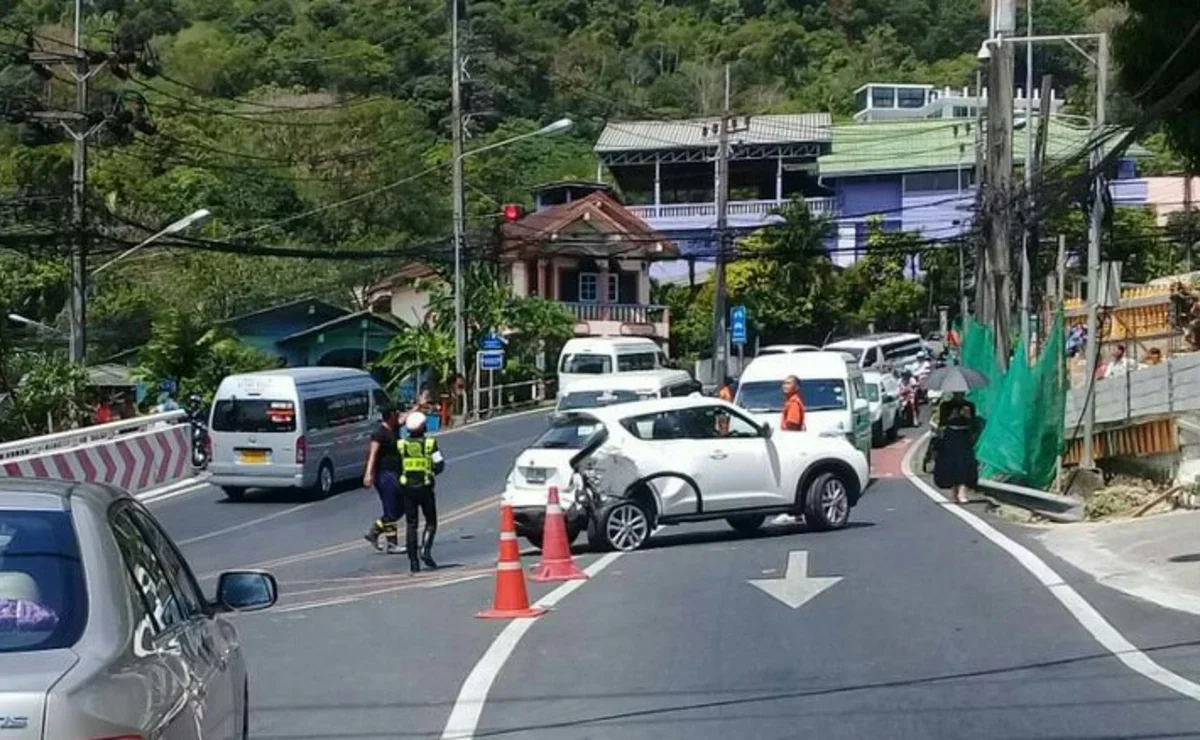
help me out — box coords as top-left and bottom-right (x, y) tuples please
(897, 383), (919, 427)
(187, 394), (209, 469)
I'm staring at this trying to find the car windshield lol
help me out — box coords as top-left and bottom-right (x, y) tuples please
(0, 509), (87, 653)
(864, 382), (880, 402)
(212, 398), (297, 433)
(736, 379), (849, 413)
(530, 417), (602, 450)
(559, 354), (613, 374)
(558, 390), (649, 411)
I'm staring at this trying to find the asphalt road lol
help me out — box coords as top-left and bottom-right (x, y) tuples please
(152, 410), (1200, 740)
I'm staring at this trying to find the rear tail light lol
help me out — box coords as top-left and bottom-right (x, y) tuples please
(296, 436), (307, 463)
(204, 435), (212, 459)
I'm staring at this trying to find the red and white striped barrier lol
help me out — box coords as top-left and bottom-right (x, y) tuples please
(0, 414), (193, 495)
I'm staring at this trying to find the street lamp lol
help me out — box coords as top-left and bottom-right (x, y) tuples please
(91, 208), (212, 276)
(982, 31), (1108, 470)
(451, 118), (574, 401)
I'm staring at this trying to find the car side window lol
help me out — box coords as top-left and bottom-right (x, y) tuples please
(622, 410), (690, 440)
(699, 406), (762, 439)
(110, 508), (189, 632)
(129, 508), (207, 619)
(861, 347), (878, 368)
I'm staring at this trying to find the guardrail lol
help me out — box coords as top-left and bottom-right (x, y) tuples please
(0, 411), (194, 495)
(974, 478), (1085, 523)
(473, 379), (555, 420)
(1064, 352), (1200, 434)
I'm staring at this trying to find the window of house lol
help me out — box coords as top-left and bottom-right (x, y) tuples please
(897, 88), (926, 109)
(871, 87), (896, 109)
(903, 171), (962, 193)
(953, 106), (969, 118)
(578, 273), (619, 303)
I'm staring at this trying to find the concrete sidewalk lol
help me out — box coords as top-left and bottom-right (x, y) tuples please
(1036, 510), (1200, 616)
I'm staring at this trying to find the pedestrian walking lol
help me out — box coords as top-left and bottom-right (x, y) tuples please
(398, 411), (445, 573)
(932, 392), (979, 504)
(363, 403), (405, 554)
(781, 375), (806, 431)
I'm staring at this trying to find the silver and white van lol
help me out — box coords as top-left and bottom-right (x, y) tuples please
(824, 333), (925, 373)
(554, 369), (699, 413)
(208, 368), (389, 501)
(556, 337), (668, 394)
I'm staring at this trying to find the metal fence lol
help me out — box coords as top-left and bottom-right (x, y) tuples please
(0, 410), (188, 462)
(472, 378), (556, 419)
(1064, 352), (1200, 437)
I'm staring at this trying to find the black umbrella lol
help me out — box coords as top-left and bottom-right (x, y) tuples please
(920, 365), (989, 393)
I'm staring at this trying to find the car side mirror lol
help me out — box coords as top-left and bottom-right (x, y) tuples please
(761, 423), (773, 438)
(214, 571), (278, 612)
(853, 398), (869, 413)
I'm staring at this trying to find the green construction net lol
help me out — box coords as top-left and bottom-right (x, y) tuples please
(958, 311), (1066, 490)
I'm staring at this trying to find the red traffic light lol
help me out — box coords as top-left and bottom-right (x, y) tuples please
(502, 203), (523, 222)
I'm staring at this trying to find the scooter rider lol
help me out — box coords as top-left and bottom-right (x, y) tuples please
(398, 411), (445, 573)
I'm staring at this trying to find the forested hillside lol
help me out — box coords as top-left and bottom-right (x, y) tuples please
(0, 0), (1173, 362)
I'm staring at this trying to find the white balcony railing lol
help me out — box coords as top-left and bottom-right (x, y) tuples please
(627, 197), (837, 221)
(561, 302), (669, 325)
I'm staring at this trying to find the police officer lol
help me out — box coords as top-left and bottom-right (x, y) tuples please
(363, 403), (404, 554)
(398, 411), (444, 573)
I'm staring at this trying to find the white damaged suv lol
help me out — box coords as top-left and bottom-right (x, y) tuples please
(564, 396), (871, 551)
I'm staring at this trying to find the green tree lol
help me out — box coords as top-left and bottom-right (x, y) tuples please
(837, 223), (927, 332)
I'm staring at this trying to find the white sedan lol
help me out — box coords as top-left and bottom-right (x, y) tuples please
(564, 396), (871, 551)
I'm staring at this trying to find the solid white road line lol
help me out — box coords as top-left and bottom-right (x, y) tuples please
(900, 435), (1200, 703)
(440, 552), (623, 740)
(136, 475), (206, 502)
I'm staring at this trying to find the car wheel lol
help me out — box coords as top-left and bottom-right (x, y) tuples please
(871, 420), (883, 448)
(312, 460), (335, 499)
(600, 500), (651, 552)
(887, 417), (899, 441)
(726, 514), (766, 535)
(223, 487), (247, 502)
(804, 472), (851, 531)
(523, 531), (543, 550)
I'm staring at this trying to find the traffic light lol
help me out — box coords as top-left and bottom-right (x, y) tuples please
(503, 203), (523, 222)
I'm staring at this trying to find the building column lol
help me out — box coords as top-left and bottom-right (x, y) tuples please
(536, 258), (548, 298)
(654, 157), (662, 217)
(836, 222), (857, 268)
(776, 155), (783, 204)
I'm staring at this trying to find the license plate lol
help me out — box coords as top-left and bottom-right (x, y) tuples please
(238, 450), (268, 464)
(524, 468), (548, 484)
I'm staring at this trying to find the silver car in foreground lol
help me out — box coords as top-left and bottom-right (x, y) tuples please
(0, 478), (277, 739)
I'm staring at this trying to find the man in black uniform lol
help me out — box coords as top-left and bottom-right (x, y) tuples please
(362, 403), (404, 554)
(398, 411), (444, 573)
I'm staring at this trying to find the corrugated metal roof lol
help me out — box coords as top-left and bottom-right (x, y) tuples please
(595, 114), (832, 152)
(820, 119), (1151, 177)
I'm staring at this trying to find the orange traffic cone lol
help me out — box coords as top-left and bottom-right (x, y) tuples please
(476, 504), (547, 619)
(531, 486), (589, 582)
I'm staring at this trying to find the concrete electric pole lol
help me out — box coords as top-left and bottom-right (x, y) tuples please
(985, 39), (1015, 371)
(450, 0), (466, 394)
(712, 64), (731, 387)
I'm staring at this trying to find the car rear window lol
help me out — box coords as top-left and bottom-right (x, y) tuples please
(212, 399), (297, 433)
(0, 509), (87, 653)
(559, 354), (613, 374)
(531, 417), (602, 450)
(557, 390), (649, 411)
(736, 379), (848, 413)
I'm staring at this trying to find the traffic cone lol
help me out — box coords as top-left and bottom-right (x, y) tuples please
(476, 504), (547, 619)
(531, 486), (589, 582)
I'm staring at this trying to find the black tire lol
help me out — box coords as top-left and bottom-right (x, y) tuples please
(311, 460), (335, 499)
(523, 531), (543, 550)
(886, 417), (899, 441)
(223, 487), (247, 502)
(597, 499), (652, 552)
(871, 420), (884, 448)
(803, 472), (852, 531)
(726, 514), (766, 535)
(587, 514), (608, 552)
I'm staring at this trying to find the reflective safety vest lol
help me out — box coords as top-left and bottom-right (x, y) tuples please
(398, 437), (437, 486)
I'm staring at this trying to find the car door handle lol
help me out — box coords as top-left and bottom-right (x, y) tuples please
(709, 451), (728, 460)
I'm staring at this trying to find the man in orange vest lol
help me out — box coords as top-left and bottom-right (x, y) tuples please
(781, 375), (806, 431)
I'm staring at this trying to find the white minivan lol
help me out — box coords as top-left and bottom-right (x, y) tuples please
(734, 352), (872, 459)
(208, 368), (389, 501)
(556, 337), (668, 394)
(824, 333), (925, 373)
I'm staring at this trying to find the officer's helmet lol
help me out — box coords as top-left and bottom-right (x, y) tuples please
(405, 411), (427, 433)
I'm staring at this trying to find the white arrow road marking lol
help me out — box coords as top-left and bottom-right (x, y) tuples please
(748, 551), (842, 609)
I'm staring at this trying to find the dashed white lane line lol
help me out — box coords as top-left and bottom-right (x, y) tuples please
(900, 434), (1200, 704)
(440, 552), (624, 740)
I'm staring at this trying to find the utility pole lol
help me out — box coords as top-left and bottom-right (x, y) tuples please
(1029, 73), (1054, 351)
(1186, 172), (1194, 273)
(973, 68), (990, 325)
(68, 0), (88, 364)
(1019, 1), (1035, 357)
(450, 0), (467, 408)
(712, 63), (732, 386)
(958, 238), (969, 322)
(1081, 33), (1109, 471)
(986, 37), (1015, 369)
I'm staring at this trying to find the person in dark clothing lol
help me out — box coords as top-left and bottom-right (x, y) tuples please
(398, 411), (445, 573)
(932, 392), (979, 503)
(363, 404), (405, 554)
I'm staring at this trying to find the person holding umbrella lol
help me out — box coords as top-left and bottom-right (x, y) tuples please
(920, 365), (988, 504)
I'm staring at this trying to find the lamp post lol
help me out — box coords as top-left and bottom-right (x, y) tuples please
(91, 208), (212, 276)
(980, 32), (1108, 469)
(450, 118), (573, 392)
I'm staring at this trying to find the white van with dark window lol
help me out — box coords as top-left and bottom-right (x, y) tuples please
(208, 368), (389, 501)
(823, 333), (925, 373)
(554, 369), (699, 413)
(556, 337), (668, 394)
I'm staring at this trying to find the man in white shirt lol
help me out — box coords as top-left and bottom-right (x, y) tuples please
(1105, 344), (1137, 379)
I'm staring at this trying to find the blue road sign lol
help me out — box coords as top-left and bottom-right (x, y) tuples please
(480, 332), (505, 351)
(159, 379), (177, 394)
(730, 305), (748, 345)
(480, 350), (505, 371)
